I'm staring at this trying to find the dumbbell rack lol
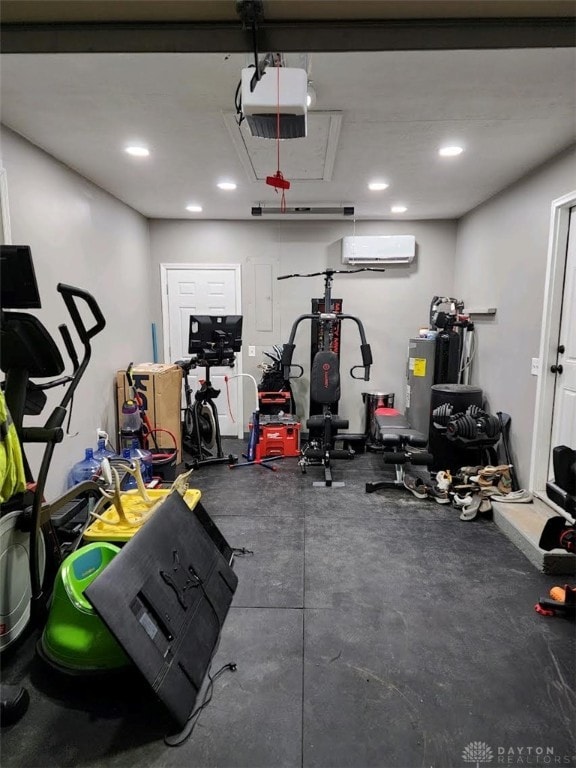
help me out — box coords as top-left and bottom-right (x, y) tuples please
(431, 403), (502, 472)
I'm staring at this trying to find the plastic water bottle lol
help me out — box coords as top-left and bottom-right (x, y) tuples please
(129, 439), (153, 482)
(121, 448), (137, 491)
(68, 448), (100, 488)
(93, 438), (117, 465)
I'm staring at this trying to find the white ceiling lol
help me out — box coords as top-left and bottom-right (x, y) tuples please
(1, 48), (575, 220)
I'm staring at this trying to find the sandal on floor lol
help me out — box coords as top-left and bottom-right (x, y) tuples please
(452, 492), (476, 507)
(491, 489), (533, 504)
(460, 494), (482, 521)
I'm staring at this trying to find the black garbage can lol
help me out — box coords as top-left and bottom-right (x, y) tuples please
(429, 384), (483, 472)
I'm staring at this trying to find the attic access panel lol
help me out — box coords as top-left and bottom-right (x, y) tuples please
(85, 492), (238, 729)
(224, 111), (342, 182)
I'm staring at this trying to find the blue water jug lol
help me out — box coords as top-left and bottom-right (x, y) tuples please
(129, 439), (153, 482)
(93, 438), (117, 465)
(121, 448), (137, 491)
(68, 448), (100, 488)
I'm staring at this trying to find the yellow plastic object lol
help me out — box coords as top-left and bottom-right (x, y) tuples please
(83, 489), (201, 543)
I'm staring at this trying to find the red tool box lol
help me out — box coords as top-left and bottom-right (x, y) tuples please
(258, 391), (292, 415)
(253, 418), (301, 460)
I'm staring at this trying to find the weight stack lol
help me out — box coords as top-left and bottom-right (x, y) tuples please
(429, 384), (483, 472)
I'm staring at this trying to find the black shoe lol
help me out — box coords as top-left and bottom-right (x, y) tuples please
(0, 684), (30, 727)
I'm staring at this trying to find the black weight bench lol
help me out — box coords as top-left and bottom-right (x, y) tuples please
(365, 407), (432, 493)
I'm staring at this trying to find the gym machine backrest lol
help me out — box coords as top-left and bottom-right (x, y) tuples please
(0, 244), (106, 618)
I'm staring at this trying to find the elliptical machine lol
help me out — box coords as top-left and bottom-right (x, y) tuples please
(0, 245), (106, 723)
(279, 268), (380, 487)
(176, 315), (243, 469)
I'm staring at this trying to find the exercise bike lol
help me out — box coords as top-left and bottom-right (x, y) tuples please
(176, 315), (243, 469)
(279, 267), (382, 487)
(0, 245), (106, 723)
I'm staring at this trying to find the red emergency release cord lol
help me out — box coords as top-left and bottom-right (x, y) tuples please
(265, 59), (290, 210)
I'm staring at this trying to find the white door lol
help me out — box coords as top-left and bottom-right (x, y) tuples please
(162, 264), (242, 437)
(550, 207), (576, 455)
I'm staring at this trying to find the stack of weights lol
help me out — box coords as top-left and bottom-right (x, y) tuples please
(429, 384), (483, 472)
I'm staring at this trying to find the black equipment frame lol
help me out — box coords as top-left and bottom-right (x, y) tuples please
(279, 267), (382, 486)
(176, 315), (243, 469)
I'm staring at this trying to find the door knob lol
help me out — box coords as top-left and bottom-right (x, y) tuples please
(558, 345), (565, 354)
(550, 364), (564, 374)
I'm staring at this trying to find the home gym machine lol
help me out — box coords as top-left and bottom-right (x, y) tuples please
(176, 315), (243, 469)
(0, 244), (106, 724)
(279, 268), (380, 487)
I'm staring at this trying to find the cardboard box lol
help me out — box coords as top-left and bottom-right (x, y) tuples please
(116, 364), (183, 463)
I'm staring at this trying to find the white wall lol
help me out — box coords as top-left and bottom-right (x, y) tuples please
(1, 127), (152, 498)
(454, 146), (576, 487)
(150, 218), (457, 430)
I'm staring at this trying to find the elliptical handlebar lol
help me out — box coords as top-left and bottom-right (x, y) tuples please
(57, 283), (106, 344)
(56, 283), (106, 411)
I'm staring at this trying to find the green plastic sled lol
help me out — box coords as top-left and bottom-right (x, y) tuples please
(40, 542), (129, 672)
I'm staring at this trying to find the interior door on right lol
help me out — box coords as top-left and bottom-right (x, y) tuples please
(550, 206), (576, 457)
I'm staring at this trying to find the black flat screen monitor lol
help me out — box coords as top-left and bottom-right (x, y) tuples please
(188, 315), (243, 354)
(0, 245), (41, 309)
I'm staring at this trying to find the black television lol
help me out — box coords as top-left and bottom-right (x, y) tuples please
(188, 315), (243, 354)
(0, 245), (41, 309)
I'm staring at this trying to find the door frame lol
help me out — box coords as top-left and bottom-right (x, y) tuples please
(160, 262), (244, 439)
(529, 190), (576, 505)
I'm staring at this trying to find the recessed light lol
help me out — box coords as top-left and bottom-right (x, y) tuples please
(439, 145), (464, 157)
(186, 204), (203, 213)
(306, 82), (317, 109)
(217, 181), (237, 191)
(368, 181), (389, 191)
(125, 146), (150, 157)
(391, 205), (407, 213)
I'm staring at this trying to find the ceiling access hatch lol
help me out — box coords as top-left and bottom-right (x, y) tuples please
(223, 110), (343, 183)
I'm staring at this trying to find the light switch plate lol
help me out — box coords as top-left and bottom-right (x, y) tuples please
(248, 346), (256, 357)
(531, 358), (540, 376)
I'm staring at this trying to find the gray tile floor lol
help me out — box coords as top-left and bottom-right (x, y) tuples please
(2, 442), (575, 768)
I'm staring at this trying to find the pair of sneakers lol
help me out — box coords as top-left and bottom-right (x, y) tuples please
(403, 473), (451, 504)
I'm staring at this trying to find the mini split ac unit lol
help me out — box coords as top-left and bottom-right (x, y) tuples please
(341, 235), (416, 265)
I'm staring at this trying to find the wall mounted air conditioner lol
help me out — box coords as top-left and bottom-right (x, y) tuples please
(341, 235), (416, 265)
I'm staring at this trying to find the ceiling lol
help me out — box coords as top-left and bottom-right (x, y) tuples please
(1, 48), (575, 220)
